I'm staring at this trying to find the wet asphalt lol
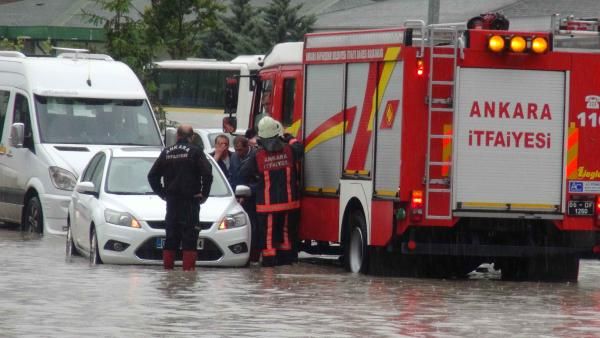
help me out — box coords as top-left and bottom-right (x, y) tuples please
(2, 225), (600, 337)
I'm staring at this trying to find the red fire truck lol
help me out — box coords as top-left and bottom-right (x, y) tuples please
(228, 15), (600, 281)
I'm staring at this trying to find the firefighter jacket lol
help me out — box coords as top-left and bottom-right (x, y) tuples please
(240, 137), (303, 213)
(148, 140), (213, 201)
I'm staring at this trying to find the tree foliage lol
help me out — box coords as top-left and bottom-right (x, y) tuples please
(82, 0), (153, 76)
(0, 38), (25, 52)
(259, 0), (316, 50)
(85, 0), (315, 63)
(144, 0), (224, 59)
(200, 0), (264, 59)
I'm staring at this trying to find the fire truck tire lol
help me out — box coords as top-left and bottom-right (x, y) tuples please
(343, 211), (369, 274)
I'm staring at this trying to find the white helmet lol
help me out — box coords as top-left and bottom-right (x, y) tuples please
(257, 116), (283, 139)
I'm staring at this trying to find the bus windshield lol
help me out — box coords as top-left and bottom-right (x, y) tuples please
(154, 68), (239, 110)
(34, 96), (162, 146)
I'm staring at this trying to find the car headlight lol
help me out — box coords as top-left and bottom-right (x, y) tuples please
(218, 212), (247, 230)
(49, 166), (77, 191)
(104, 209), (141, 228)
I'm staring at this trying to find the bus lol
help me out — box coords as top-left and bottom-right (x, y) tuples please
(153, 55), (263, 129)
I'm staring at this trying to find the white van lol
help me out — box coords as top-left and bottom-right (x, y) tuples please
(0, 51), (163, 235)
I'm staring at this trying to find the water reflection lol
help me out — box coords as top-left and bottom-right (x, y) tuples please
(1, 226), (600, 336)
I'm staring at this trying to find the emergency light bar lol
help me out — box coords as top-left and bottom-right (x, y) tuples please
(487, 34), (550, 54)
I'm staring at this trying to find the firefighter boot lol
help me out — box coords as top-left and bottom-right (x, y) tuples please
(261, 249), (277, 267)
(182, 250), (197, 271)
(163, 250), (175, 270)
(276, 250), (295, 266)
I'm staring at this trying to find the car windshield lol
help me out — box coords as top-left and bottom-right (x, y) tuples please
(34, 95), (162, 146)
(105, 157), (231, 196)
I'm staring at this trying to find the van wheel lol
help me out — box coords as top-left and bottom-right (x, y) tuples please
(344, 211), (369, 274)
(22, 196), (43, 234)
(90, 226), (102, 265)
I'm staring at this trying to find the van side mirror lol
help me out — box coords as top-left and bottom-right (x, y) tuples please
(165, 127), (177, 147)
(224, 77), (239, 115)
(222, 116), (237, 133)
(235, 184), (252, 198)
(75, 181), (96, 196)
(9, 123), (24, 148)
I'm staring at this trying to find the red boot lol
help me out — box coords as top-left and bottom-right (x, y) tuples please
(182, 250), (197, 271)
(163, 250), (175, 270)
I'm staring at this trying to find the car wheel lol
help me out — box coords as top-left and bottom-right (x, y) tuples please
(344, 211), (369, 274)
(22, 196), (43, 234)
(65, 216), (79, 259)
(90, 226), (102, 265)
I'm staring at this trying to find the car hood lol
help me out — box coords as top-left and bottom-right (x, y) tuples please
(101, 194), (242, 223)
(40, 144), (131, 177)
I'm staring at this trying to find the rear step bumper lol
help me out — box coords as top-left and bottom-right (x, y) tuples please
(401, 242), (592, 257)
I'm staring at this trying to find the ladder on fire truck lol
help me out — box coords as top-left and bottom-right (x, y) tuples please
(423, 23), (465, 220)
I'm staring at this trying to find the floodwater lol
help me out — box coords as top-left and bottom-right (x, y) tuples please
(2, 226), (600, 337)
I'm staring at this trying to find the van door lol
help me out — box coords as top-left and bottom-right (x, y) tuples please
(0, 88), (13, 220)
(0, 92), (36, 223)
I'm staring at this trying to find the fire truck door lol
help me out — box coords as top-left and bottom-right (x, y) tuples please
(453, 68), (566, 213)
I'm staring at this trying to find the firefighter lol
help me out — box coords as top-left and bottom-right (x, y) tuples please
(148, 125), (213, 271)
(240, 116), (303, 267)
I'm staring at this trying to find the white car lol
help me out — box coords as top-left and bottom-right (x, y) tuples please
(193, 128), (245, 153)
(66, 147), (251, 267)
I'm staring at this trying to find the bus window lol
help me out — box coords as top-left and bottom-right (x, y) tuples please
(155, 69), (239, 110)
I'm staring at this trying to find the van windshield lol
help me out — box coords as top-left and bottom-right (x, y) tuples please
(34, 96), (162, 146)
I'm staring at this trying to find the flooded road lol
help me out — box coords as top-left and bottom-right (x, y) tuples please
(2, 226), (600, 337)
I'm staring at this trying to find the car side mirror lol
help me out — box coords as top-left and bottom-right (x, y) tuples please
(235, 184), (251, 198)
(75, 181), (96, 196)
(165, 127), (177, 147)
(9, 123), (24, 148)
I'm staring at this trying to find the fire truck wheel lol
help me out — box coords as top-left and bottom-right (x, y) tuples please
(343, 211), (369, 274)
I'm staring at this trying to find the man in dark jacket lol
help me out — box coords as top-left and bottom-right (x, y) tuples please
(240, 117), (303, 267)
(230, 135), (260, 261)
(148, 125), (213, 271)
(210, 134), (233, 184)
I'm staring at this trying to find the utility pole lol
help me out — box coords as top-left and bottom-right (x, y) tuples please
(427, 0), (440, 25)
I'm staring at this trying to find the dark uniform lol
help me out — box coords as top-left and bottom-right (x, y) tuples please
(241, 136), (302, 266)
(148, 139), (213, 270)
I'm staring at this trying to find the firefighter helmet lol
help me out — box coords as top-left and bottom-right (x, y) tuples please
(258, 116), (283, 139)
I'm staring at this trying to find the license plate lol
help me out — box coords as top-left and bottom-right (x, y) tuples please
(568, 200), (594, 216)
(156, 237), (165, 249)
(155, 237), (203, 249)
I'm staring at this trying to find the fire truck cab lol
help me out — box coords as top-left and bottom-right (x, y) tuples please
(236, 15), (600, 281)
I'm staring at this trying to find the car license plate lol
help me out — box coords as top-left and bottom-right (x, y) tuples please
(156, 237), (165, 249)
(568, 200), (594, 216)
(155, 237), (203, 249)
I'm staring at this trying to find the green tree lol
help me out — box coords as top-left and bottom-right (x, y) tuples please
(144, 0), (224, 59)
(0, 38), (25, 52)
(200, 0), (264, 59)
(259, 0), (316, 50)
(82, 0), (153, 77)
